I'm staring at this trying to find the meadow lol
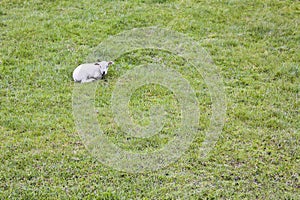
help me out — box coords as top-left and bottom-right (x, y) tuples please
(0, 0), (299, 199)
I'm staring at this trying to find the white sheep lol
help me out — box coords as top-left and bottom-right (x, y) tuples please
(73, 61), (114, 83)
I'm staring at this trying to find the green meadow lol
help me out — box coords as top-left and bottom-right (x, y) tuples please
(0, 0), (299, 199)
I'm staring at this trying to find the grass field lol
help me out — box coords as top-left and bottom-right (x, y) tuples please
(0, 0), (299, 199)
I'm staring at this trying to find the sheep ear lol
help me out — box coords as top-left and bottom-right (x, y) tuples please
(94, 63), (100, 65)
(108, 61), (114, 65)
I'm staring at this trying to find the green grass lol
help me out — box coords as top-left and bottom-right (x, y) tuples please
(0, 0), (299, 199)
